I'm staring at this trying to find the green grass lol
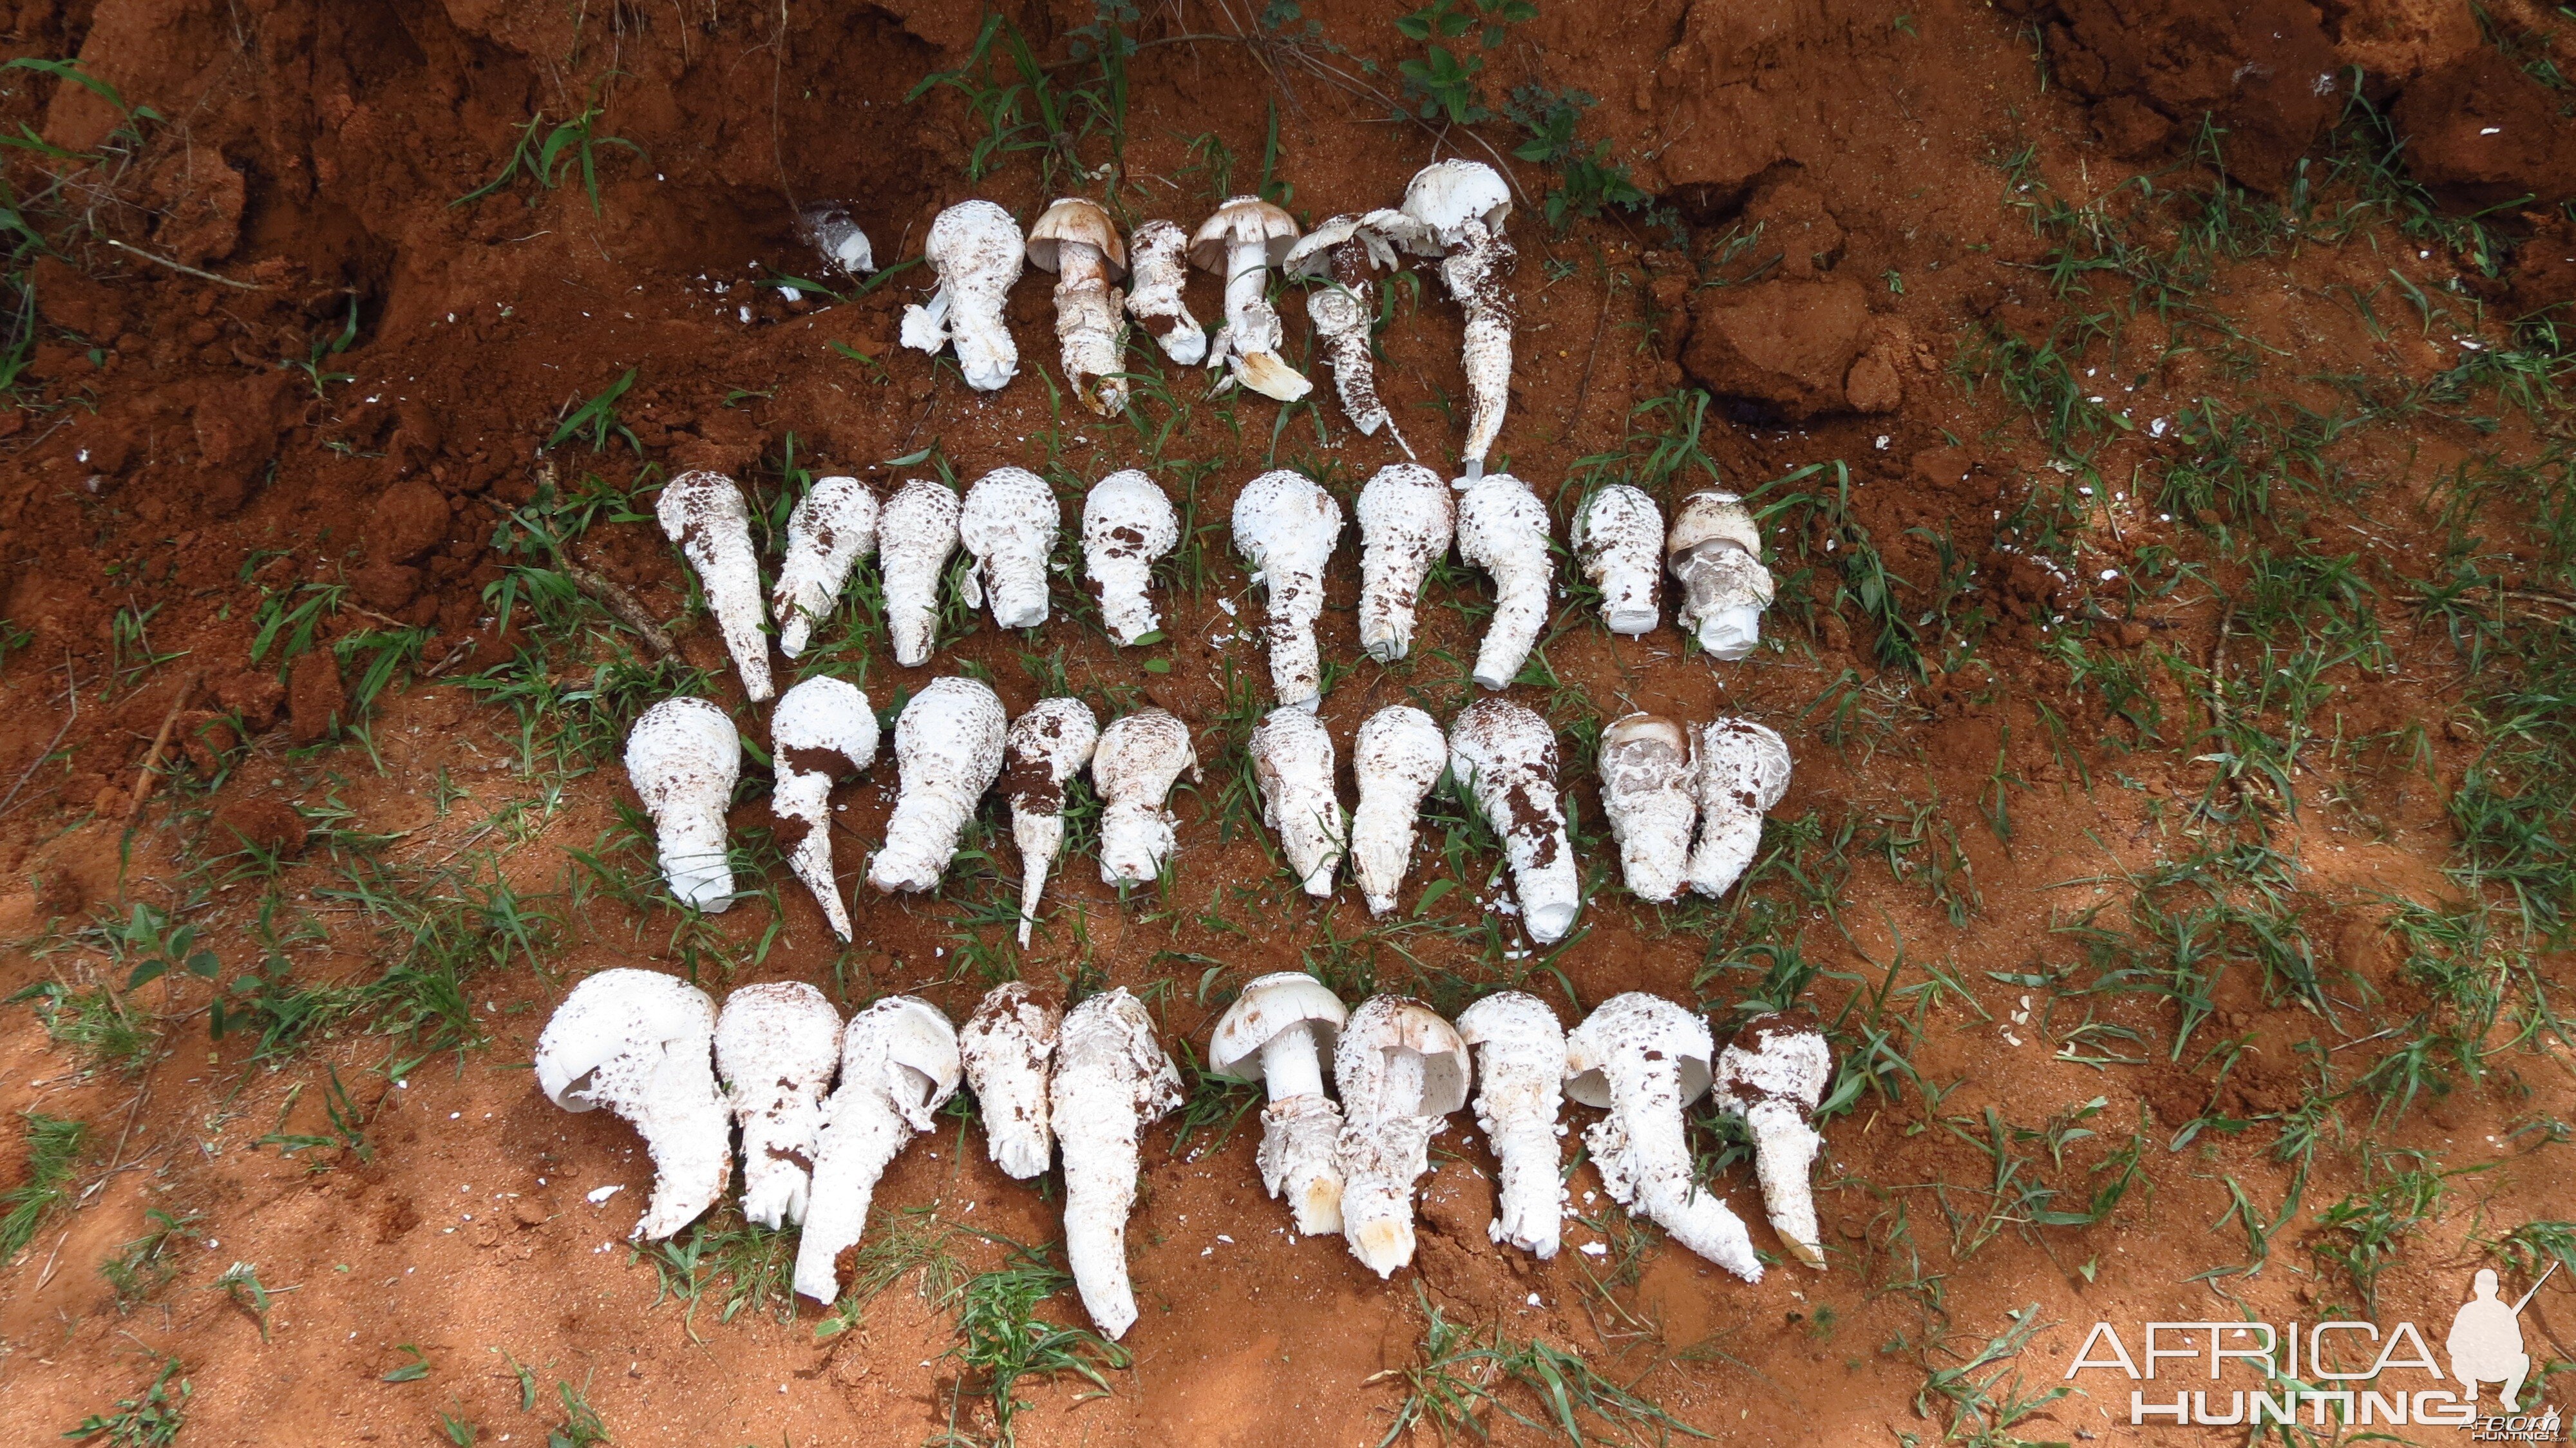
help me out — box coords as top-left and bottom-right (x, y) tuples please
(99, 1209), (202, 1312)
(929, 1240), (1129, 1448)
(0, 1111), (86, 1261)
(1376, 1285), (1706, 1446)
(62, 1356), (187, 1446)
(638, 1210), (799, 1339)
(9, 978), (155, 1074)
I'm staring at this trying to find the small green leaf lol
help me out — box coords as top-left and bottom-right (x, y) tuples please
(384, 1345), (432, 1383)
(126, 960), (167, 991)
(1130, 629), (1167, 647)
(1142, 658), (1171, 674)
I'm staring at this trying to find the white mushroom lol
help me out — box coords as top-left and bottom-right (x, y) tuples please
(1123, 220), (1207, 366)
(956, 466), (1059, 632)
(960, 982), (1063, 1181)
(1249, 707), (1345, 897)
(1052, 989), (1182, 1340)
(657, 470), (772, 703)
(1715, 1011), (1833, 1269)
(879, 478), (961, 669)
(1447, 699), (1579, 943)
(1687, 718), (1792, 900)
(1350, 705), (1446, 916)
(1397, 161), (1515, 479)
(1598, 713), (1695, 906)
(772, 477), (880, 658)
(712, 982), (843, 1229)
(1082, 470), (1179, 647)
(1333, 996), (1471, 1277)
(625, 697), (741, 913)
(1210, 973), (1349, 1235)
(1668, 491), (1774, 660)
(793, 996), (960, 1303)
(1454, 472), (1554, 691)
(1354, 463), (1454, 663)
(1570, 485), (1662, 636)
(1191, 196), (1311, 402)
(899, 200), (1023, 392)
(1565, 993), (1761, 1281)
(866, 677), (1007, 893)
(797, 202), (877, 278)
(1282, 211), (1418, 448)
(1453, 991), (1565, 1259)
(1005, 697), (1099, 946)
(535, 968), (728, 1241)
(770, 676), (880, 941)
(1026, 196), (1129, 415)
(1092, 709), (1197, 886)
(1231, 470), (1343, 709)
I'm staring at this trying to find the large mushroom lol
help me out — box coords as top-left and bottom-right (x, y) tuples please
(1447, 699), (1580, 943)
(1209, 971), (1350, 1236)
(772, 477), (879, 658)
(1565, 993), (1761, 1281)
(1333, 996), (1472, 1277)
(1052, 989), (1182, 1340)
(1004, 697), (1099, 947)
(1191, 196), (1311, 402)
(535, 968), (729, 1242)
(1092, 708), (1197, 886)
(1082, 470), (1179, 647)
(958, 466), (1060, 633)
(793, 996), (961, 1302)
(1715, 1010), (1833, 1268)
(1688, 718), (1792, 899)
(866, 677), (1007, 894)
(879, 478), (962, 669)
(1249, 706), (1345, 897)
(1282, 210), (1417, 447)
(1231, 470), (1343, 709)
(713, 982), (843, 1230)
(625, 697), (741, 913)
(899, 200), (1023, 392)
(1598, 713), (1696, 906)
(960, 981), (1063, 1181)
(1350, 704), (1447, 916)
(1123, 220), (1207, 365)
(1026, 196), (1129, 415)
(1454, 991), (1566, 1258)
(1454, 472), (1553, 691)
(1570, 484), (1662, 637)
(1668, 491), (1774, 660)
(657, 470), (772, 702)
(1354, 463), (1454, 663)
(770, 676), (880, 940)
(1396, 161), (1515, 479)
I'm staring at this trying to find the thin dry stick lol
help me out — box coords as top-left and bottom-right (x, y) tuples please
(105, 238), (263, 291)
(1565, 250), (1614, 434)
(126, 669), (204, 820)
(0, 655), (81, 820)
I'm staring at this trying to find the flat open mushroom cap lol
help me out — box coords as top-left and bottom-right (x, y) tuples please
(1564, 993), (1713, 1109)
(1281, 209), (1417, 277)
(1400, 160), (1511, 251)
(1189, 196), (1302, 272)
(1210, 971), (1349, 1080)
(1338, 996), (1472, 1117)
(1027, 196), (1127, 276)
(1668, 490), (1762, 557)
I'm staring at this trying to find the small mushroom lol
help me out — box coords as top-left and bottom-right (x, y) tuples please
(1350, 704), (1447, 916)
(1005, 698), (1099, 947)
(1209, 971), (1350, 1236)
(1454, 472), (1553, 690)
(770, 676), (880, 941)
(625, 697), (741, 913)
(879, 478), (962, 669)
(1397, 161), (1515, 479)
(1688, 718), (1792, 899)
(958, 466), (1061, 631)
(1454, 991), (1566, 1259)
(1570, 485), (1662, 636)
(793, 996), (961, 1303)
(535, 968), (728, 1241)
(960, 981), (1063, 1181)
(1715, 1010), (1833, 1269)
(797, 202), (877, 278)
(1092, 708), (1198, 886)
(1354, 463), (1455, 663)
(772, 477), (880, 658)
(1566, 993), (1761, 1281)
(899, 200), (1023, 391)
(1082, 470), (1179, 646)
(1282, 211), (1419, 448)
(1123, 220), (1208, 366)
(1447, 699), (1579, 943)
(1249, 706), (1345, 897)
(1191, 196), (1311, 402)
(1598, 713), (1695, 905)
(1231, 470), (1344, 709)
(1334, 996), (1472, 1277)
(1667, 491), (1774, 660)
(713, 982), (843, 1229)
(1052, 989), (1182, 1339)
(866, 677), (1007, 893)
(1026, 196), (1130, 415)
(657, 470), (772, 702)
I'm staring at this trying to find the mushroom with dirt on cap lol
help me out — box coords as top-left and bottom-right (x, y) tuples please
(1026, 196), (1130, 415)
(1209, 971), (1352, 1236)
(1715, 1009), (1833, 1268)
(535, 967), (730, 1241)
(1396, 160), (1515, 479)
(625, 696), (741, 913)
(878, 477), (961, 669)
(1249, 706), (1345, 897)
(899, 200), (1024, 391)
(1668, 491), (1774, 660)
(1004, 698), (1099, 947)
(1091, 708), (1197, 886)
(1052, 988), (1182, 1339)
(797, 202), (876, 278)
(1282, 210), (1419, 448)
(1565, 992), (1762, 1281)
(958, 466), (1061, 633)
(1082, 470), (1179, 647)
(771, 476), (878, 658)
(1231, 469), (1344, 709)
(1350, 704), (1447, 916)
(1334, 995), (1472, 1277)
(1192, 196), (1311, 401)
(657, 470), (772, 701)
(1598, 713), (1696, 905)
(1571, 484), (1663, 637)
(1455, 471), (1553, 690)
(770, 676), (880, 941)
(1454, 990), (1566, 1259)
(713, 982), (842, 1230)
(960, 981), (1063, 1181)
(793, 995), (961, 1302)
(1354, 463), (1454, 663)
(1123, 220), (1207, 365)
(1447, 698), (1580, 942)
(866, 677), (1007, 894)
(1689, 718), (1792, 899)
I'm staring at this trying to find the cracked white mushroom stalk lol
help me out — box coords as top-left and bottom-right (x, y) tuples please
(770, 676), (880, 941)
(1282, 211), (1417, 448)
(1083, 470), (1179, 647)
(625, 697), (741, 912)
(1192, 196), (1310, 401)
(1399, 161), (1515, 479)
(713, 982), (842, 1229)
(797, 202), (876, 278)
(1454, 991), (1566, 1259)
(1334, 996), (1471, 1277)
(793, 996), (960, 1303)
(1571, 485), (1663, 636)
(1053, 989), (1181, 1339)
(1599, 714), (1696, 906)
(960, 982), (1063, 1181)
(1123, 220), (1206, 365)
(1455, 472), (1553, 690)
(1669, 491), (1774, 660)
(1689, 718), (1792, 900)
(879, 478), (961, 669)
(1210, 973), (1349, 1237)
(658, 470), (772, 702)
(1350, 705), (1446, 916)
(1027, 196), (1129, 415)
(1092, 709), (1197, 886)
(1716, 1011), (1833, 1269)
(1448, 699), (1579, 943)
(535, 969), (728, 1241)
(1250, 707), (1345, 897)
(866, 677), (1006, 893)
(1005, 698), (1099, 946)
(1231, 470), (1343, 709)
(959, 466), (1060, 632)
(899, 200), (1023, 391)
(772, 477), (879, 658)
(1566, 993), (1761, 1281)
(1354, 464), (1454, 663)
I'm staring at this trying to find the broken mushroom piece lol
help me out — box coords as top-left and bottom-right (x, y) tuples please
(713, 982), (843, 1230)
(1397, 161), (1515, 479)
(958, 466), (1061, 632)
(1005, 697), (1100, 947)
(535, 968), (728, 1242)
(1668, 491), (1774, 660)
(797, 202), (877, 279)
(1091, 709), (1197, 886)
(866, 677), (1007, 894)
(1249, 707), (1345, 898)
(899, 200), (1023, 392)
(770, 676), (881, 941)
(879, 478), (962, 669)
(1334, 996), (1472, 1277)
(1716, 1011), (1833, 1269)
(1191, 196), (1311, 402)
(1598, 713), (1696, 906)
(1454, 991), (1566, 1259)
(1282, 211), (1417, 448)
(1454, 472), (1554, 691)
(1447, 699), (1579, 943)
(960, 981), (1063, 1181)
(1565, 993), (1762, 1281)
(1350, 705), (1447, 916)
(1687, 718), (1793, 900)
(1052, 989), (1182, 1340)
(793, 996), (961, 1303)
(1083, 470), (1179, 647)
(1123, 220), (1207, 366)
(1210, 972), (1350, 1237)
(1231, 470), (1343, 709)
(657, 470), (773, 702)
(1026, 196), (1130, 415)
(772, 477), (880, 658)
(1570, 484), (1663, 637)
(625, 697), (742, 913)
(1354, 463), (1454, 663)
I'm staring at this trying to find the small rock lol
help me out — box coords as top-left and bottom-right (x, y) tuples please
(211, 799), (307, 857)
(287, 651), (344, 744)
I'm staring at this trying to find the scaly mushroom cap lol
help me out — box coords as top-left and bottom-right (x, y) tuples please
(713, 981), (843, 1228)
(923, 199), (1024, 280)
(1005, 698), (1101, 810)
(656, 470), (773, 701)
(960, 981), (1065, 1179)
(1281, 209), (1419, 278)
(1027, 196), (1128, 276)
(1189, 195), (1302, 273)
(1447, 698), (1580, 942)
(1570, 484), (1664, 636)
(1335, 996), (1472, 1119)
(797, 202), (877, 276)
(1399, 160), (1511, 252)
(1564, 993), (1712, 1109)
(1354, 463), (1455, 662)
(1349, 704), (1448, 913)
(1667, 490), (1762, 557)
(772, 676), (880, 776)
(893, 676), (1007, 799)
(535, 968), (730, 1240)
(1598, 712), (1696, 905)
(772, 476), (881, 657)
(625, 697), (743, 912)
(878, 477), (963, 668)
(1209, 971), (1350, 1080)
(1233, 469), (1345, 575)
(1717, 1009), (1832, 1112)
(848, 994), (965, 1123)
(1689, 717), (1793, 899)
(1083, 471), (1180, 561)
(958, 466), (1062, 631)
(1092, 709), (1197, 802)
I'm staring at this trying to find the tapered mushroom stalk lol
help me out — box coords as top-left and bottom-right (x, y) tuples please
(1688, 718), (1792, 899)
(1448, 699), (1578, 942)
(1083, 470), (1179, 646)
(1005, 698), (1099, 946)
(1124, 220), (1207, 366)
(880, 478), (961, 669)
(1599, 714), (1695, 905)
(793, 996), (960, 1303)
(1052, 989), (1182, 1339)
(866, 677), (1007, 893)
(770, 676), (880, 940)
(1092, 709), (1197, 885)
(1249, 707), (1345, 897)
(713, 982), (843, 1229)
(1669, 491), (1774, 660)
(1455, 472), (1554, 690)
(1027, 197), (1129, 415)
(535, 969), (728, 1241)
(1355, 464), (1454, 663)
(1350, 705), (1446, 915)
(960, 982), (1063, 1180)
(1231, 470), (1343, 709)
(1716, 1011), (1832, 1269)
(1398, 161), (1515, 479)
(772, 477), (880, 658)
(899, 200), (1023, 391)
(797, 202), (876, 278)
(1334, 996), (1472, 1277)
(958, 467), (1059, 632)
(1211, 973), (1350, 1236)
(1191, 196), (1311, 402)
(1571, 485), (1662, 636)
(1565, 993), (1761, 1281)
(658, 470), (772, 702)
(1454, 991), (1565, 1259)
(1282, 211), (1417, 448)
(625, 697), (741, 913)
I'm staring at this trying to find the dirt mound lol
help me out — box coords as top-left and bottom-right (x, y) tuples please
(1680, 275), (1902, 421)
(209, 798), (307, 857)
(2391, 49), (2576, 207)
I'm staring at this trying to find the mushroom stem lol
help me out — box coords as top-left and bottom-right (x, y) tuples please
(1231, 470), (1343, 709)
(771, 677), (878, 941)
(1125, 220), (1206, 365)
(867, 678), (1007, 894)
(1354, 464), (1454, 663)
(1747, 1097), (1826, 1266)
(1257, 1093), (1345, 1236)
(657, 471), (772, 702)
(1053, 240), (1128, 415)
(1350, 705), (1447, 915)
(1092, 709), (1197, 885)
(1337, 1114), (1437, 1276)
(1447, 223), (1516, 478)
(1249, 707), (1346, 897)
(1455, 473), (1553, 691)
(1455, 991), (1565, 1259)
(714, 983), (842, 1230)
(1260, 1024), (1325, 1100)
(795, 997), (958, 1302)
(1448, 700), (1580, 943)
(1053, 990), (1182, 1340)
(879, 479), (961, 669)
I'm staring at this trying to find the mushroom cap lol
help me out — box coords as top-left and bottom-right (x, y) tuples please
(1083, 470), (1180, 558)
(1399, 160), (1511, 251)
(796, 202), (877, 277)
(958, 466), (1061, 555)
(1005, 696), (1101, 796)
(848, 994), (963, 1109)
(923, 199), (1025, 271)
(1564, 992), (1712, 1109)
(625, 697), (743, 817)
(1337, 995), (1472, 1118)
(1601, 712), (1690, 759)
(1231, 469), (1345, 567)
(772, 675), (879, 777)
(1668, 490), (1761, 558)
(713, 981), (843, 1090)
(1716, 1009), (1832, 1112)
(1280, 209), (1419, 278)
(1027, 196), (1127, 277)
(536, 968), (717, 1112)
(1454, 989), (1564, 1053)
(1189, 195), (1302, 273)
(1209, 971), (1350, 1080)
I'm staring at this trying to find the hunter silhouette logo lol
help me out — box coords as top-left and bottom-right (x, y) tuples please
(2450, 1264), (2553, 1413)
